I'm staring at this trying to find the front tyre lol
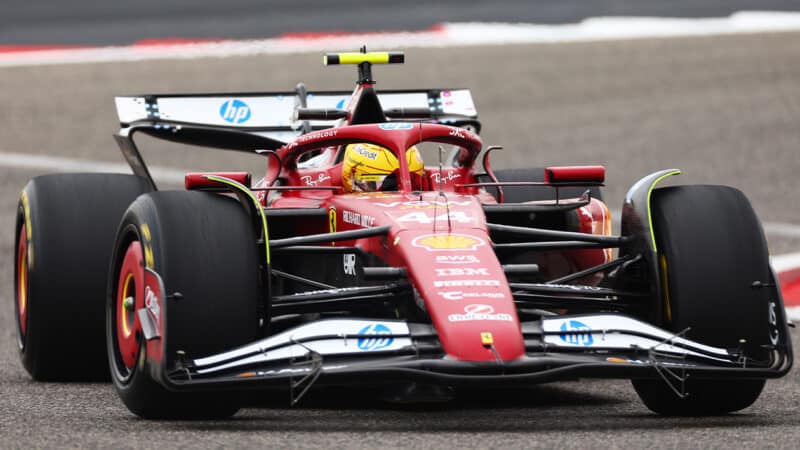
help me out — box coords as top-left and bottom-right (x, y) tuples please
(107, 191), (261, 419)
(632, 185), (771, 415)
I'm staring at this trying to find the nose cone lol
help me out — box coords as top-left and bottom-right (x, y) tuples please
(394, 230), (525, 362)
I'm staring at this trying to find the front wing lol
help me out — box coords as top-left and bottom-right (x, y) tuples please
(159, 312), (792, 394)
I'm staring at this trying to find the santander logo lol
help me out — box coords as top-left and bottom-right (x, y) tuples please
(447, 303), (512, 323)
(464, 304), (494, 315)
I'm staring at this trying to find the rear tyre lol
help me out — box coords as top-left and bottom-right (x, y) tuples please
(107, 191), (261, 419)
(632, 185), (771, 415)
(479, 168), (603, 203)
(14, 173), (151, 381)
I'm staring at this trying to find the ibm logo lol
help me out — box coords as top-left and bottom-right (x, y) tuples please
(219, 99), (251, 124)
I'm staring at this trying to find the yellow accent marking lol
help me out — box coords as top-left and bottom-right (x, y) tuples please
(205, 175), (271, 264)
(481, 332), (494, 346)
(237, 371), (257, 378)
(329, 208), (337, 233)
(138, 344), (146, 370)
(393, 236), (400, 247)
(329, 208), (337, 246)
(659, 254), (673, 323)
(120, 273), (134, 337)
(21, 190), (33, 269)
(600, 201), (614, 263)
(143, 244), (154, 270)
(646, 170), (681, 252)
(326, 52), (391, 65)
(18, 250), (27, 315)
(20, 191), (31, 240)
(140, 223), (151, 242)
(606, 357), (628, 364)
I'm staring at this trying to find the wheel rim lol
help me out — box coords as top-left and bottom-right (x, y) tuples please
(16, 224), (28, 338)
(116, 241), (144, 372)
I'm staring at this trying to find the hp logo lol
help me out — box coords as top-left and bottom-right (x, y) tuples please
(357, 323), (394, 351)
(219, 99), (251, 124)
(378, 122), (414, 130)
(559, 320), (594, 346)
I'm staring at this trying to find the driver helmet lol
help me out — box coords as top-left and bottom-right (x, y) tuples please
(342, 143), (424, 192)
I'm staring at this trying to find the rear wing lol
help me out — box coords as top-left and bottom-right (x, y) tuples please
(114, 88), (479, 190)
(115, 88), (479, 148)
(113, 49), (480, 190)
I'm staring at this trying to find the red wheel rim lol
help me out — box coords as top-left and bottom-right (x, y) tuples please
(116, 241), (144, 370)
(16, 225), (28, 337)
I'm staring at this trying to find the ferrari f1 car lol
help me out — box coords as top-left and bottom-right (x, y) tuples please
(14, 50), (792, 419)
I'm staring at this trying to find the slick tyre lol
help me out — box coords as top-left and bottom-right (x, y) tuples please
(14, 173), (151, 381)
(480, 168), (603, 203)
(108, 191), (261, 419)
(632, 185), (771, 415)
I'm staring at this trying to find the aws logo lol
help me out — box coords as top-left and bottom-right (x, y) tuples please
(219, 99), (251, 124)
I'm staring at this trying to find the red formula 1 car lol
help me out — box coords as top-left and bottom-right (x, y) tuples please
(14, 50), (792, 419)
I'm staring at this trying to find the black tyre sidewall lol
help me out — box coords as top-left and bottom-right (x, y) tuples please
(108, 191), (261, 419)
(16, 174), (150, 381)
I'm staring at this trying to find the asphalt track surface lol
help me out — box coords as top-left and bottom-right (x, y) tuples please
(3, 0), (800, 45)
(1, 33), (800, 447)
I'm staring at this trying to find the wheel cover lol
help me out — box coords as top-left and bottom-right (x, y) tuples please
(116, 241), (144, 370)
(16, 225), (28, 337)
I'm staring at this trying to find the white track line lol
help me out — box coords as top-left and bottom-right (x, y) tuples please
(3, 150), (799, 240)
(3, 11), (800, 67)
(608, 208), (800, 241)
(774, 253), (800, 321)
(772, 252), (800, 273)
(0, 151), (185, 184)
(763, 222), (800, 239)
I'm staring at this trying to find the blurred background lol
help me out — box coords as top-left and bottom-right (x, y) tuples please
(2, 0), (799, 45)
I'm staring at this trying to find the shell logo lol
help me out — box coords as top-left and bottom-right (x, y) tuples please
(412, 233), (485, 251)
